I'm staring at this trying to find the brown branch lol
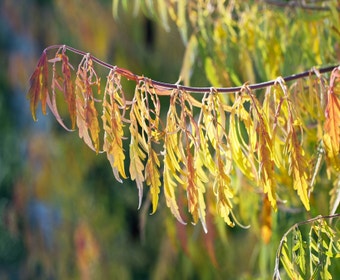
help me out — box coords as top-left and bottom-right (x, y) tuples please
(264, 0), (340, 11)
(45, 44), (339, 95)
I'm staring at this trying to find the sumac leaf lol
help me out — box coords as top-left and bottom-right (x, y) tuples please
(27, 51), (48, 121)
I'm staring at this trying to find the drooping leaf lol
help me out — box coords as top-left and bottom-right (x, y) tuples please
(285, 121), (310, 210)
(145, 149), (161, 214)
(27, 50), (48, 121)
(248, 89), (277, 210)
(260, 196), (272, 244)
(47, 51), (74, 131)
(129, 101), (147, 210)
(102, 70), (127, 182)
(61, 52), (76, 129)
(214, 144), (234, 227)
(162, 91), (186, 224)
(201, 93), (234, 226)
(323, 67), (340, 172)
(75, 56), (101, 153)
(329, 176), (340, 215)
(229, 95), (256, 181)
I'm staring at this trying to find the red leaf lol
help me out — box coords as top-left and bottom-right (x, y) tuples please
(27, 51), (48, 121)
(61, 53), (76, 129)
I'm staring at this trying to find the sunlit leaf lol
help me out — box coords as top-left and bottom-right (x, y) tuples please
(323, 67), (340, 172)
(102, 71), (127, 182)
(129, 107), (146, 209)
(75, 56), (101, 153)
(145, 149), (161, 214)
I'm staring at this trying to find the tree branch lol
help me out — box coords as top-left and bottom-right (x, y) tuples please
(264, 0), (340, 12)
(45, 44), (338, 95)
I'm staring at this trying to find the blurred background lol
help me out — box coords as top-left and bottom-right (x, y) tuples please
(0, 0), (339, 279)
(0, 1), (215, 279)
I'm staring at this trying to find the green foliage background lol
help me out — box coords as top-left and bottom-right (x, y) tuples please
(0, 0), (339, 279)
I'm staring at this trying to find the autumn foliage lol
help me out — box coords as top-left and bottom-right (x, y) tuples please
(28, 45), (340, 235)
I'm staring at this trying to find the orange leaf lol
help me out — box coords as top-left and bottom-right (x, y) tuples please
(260, 196), (272, 244)
(249, 90), (277, 210)
(323, 68), (340, 172)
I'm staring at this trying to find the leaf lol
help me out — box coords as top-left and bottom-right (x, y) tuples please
(249, 90), (277, 210)
(177, 0), (187, 44)
(47, 52), (74, 132)
(102, 71), (127, 182)
(199, 93), (234, 226)
(129, 109), (146, 210)
(281, 240), (303, 280)
(260, 196), (272, 244)
(214, 144), (234, 226)
(75, 58), (101, 153)
(163, 152), (186, 225)
(185, 138), (207, 232)
(285, 120), (310, 210)
(180, 35), (197, 85)
(145, 149), (161, 214)
(229, 96), (256, 181)
(157, 0), (170, 31)
(323, 68), (340, 171)
(61, 52), (76, 129)
(205, 57), (220, 87)
(27, 50), (48, 121)
(329, 176), (340, 215)
(162, 92), (186, 224)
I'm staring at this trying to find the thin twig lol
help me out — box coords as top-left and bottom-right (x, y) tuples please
(264, 0), (340, 12)
(44, 44), (339, 95)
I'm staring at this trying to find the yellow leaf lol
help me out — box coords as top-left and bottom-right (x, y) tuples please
(75, 78), (100, 153)
(180, 35), (197, 85)
(145, 149), (161, 214)
(213, 146), (234, 227)
(285, 124), (310, 210)
(205, 57), (220, 87)
(185, 141), (207, 232)
(249, 91), (277, 210)
(163, 155), (186, 225)
(129, 130), (146, 210)
(102, 73), (127, 182)
(229, 109), (256, 180)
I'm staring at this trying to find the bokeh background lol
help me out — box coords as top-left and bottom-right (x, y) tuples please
(1, 1), (339, 279)
(0, 1), (216, 279)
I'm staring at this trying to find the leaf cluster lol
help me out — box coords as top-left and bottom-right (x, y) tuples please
(274, 214), (340, 280)
(28, 45), (340, 233)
